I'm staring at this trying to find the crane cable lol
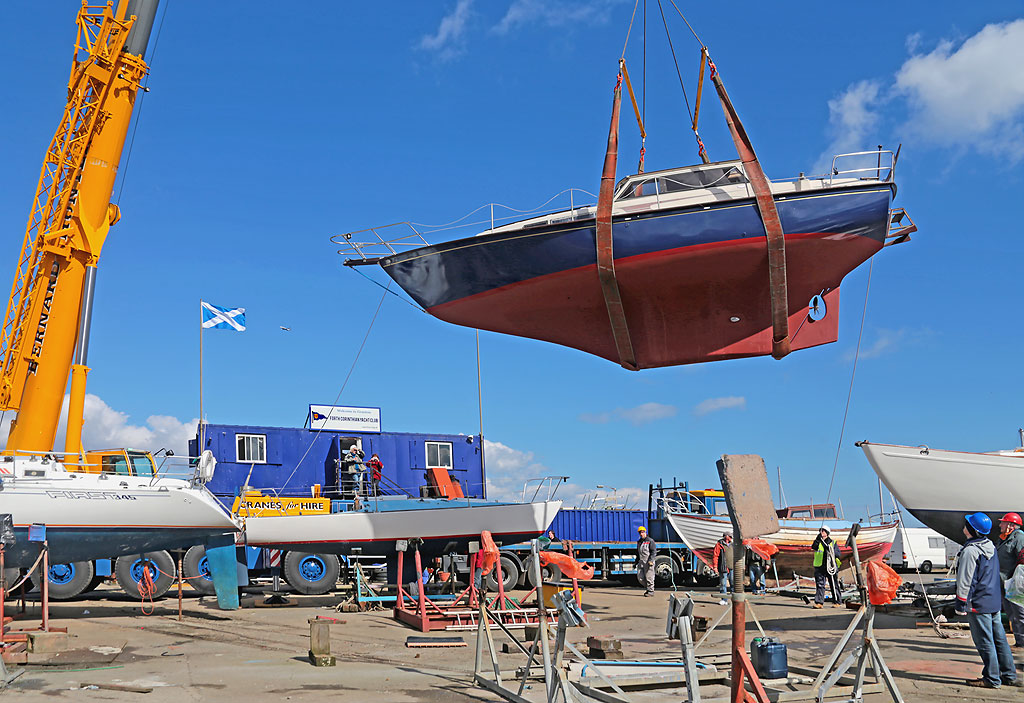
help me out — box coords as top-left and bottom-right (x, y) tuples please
(820, 258), (875, 521)
(115, 0), (172, 205)
(275, 285), (390, 495)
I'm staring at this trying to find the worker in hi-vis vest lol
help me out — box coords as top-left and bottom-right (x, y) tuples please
(811, 525), (842, 609)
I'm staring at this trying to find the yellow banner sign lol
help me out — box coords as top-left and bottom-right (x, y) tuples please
(232, 496), (331, 517)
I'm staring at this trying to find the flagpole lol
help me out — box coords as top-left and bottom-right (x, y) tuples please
(199, 300), (205, 455)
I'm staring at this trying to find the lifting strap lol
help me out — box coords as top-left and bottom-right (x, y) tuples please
(619, 58), (647, 173)
(596, 74), (639, 371)
(709, 59), (791, 359)
(691, 47), (710, 164)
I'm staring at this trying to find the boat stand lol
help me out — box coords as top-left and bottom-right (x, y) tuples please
(474, 540), (633, 703)
(804, 527), (904, 703)
(393, 538), (554, 632)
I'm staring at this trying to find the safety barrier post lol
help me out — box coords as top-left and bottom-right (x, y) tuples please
(0, 544), (5, 643)
(177, 553), (184, 621)
(41, 543), (49, 633)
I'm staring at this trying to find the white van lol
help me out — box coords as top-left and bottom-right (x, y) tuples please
(886, 526), (953, 573)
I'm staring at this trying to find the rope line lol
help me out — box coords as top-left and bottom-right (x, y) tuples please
(350, 267), (426, 314)
(620, 0), (642, 59)
(276, 286), (390, 495)
(821, 258), (875, 520)
(115, 0), (171, 205)
(666, 0), (706, 48)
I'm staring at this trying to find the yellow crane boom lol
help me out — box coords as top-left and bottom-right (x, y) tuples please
(0, 0), (157, 456)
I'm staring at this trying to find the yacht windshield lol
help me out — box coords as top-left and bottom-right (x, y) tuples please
(129, 452), (155, 477)
(616, 164), (747, 200)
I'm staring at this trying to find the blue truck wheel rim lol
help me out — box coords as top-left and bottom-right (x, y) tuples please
(298, 556), (326, 582)
(197, 556), (212, 581)
(49, 563), (75, 585)
(129, 559), (157, 583)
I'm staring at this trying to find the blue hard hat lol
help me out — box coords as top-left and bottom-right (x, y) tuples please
(966, 512), (993, 535)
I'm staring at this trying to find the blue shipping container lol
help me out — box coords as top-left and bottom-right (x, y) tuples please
(549, 509), (648, 543)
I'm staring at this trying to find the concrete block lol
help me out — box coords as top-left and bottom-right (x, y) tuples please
(586, 635), (621, 651)
(26, 632), (68, 653)
(587, 648), (623, 660)
(308, 651), (336, 667)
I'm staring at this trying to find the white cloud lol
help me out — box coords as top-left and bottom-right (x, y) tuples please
(816, 80), (883, 173)
(493, 0), (620, 35)
(894, 20), (1024, 159)
(484, 439), (645, 508)
(418, 0), (474, 59)
(51, 394), (197, 457)
(842, 327), (931, 362)
(693, 396), (746, 417)
(579, 402), (676, 426)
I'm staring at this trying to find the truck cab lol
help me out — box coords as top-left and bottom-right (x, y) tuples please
(74, 448), (158, 477)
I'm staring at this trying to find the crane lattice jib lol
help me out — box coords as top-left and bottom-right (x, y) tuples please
(0, 3), (148, 413)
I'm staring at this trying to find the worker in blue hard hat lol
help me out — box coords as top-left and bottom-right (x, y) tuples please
(955, 512), (1019, 689)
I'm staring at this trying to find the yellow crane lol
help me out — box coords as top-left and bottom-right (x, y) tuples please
(0, 0), (158, 461)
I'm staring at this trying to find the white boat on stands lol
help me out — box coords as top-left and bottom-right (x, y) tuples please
(859, 440), (1024, 544)
(241, 496), (562, 555)
(666, 510), (898, 578)
(0, 453), (239, 568)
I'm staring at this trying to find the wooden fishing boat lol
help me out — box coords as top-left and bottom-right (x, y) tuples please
(666, 509), (898, 578)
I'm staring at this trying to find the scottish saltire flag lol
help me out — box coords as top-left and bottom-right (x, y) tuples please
(201, 301), (246, 331)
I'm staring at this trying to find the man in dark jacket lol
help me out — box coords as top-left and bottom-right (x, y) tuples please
(996, 512), (1024, 648)
(956, 512), (1019, 689)
(811, 525), (842, 609)
(712, 532), (734, 598)
(635, 526), (658, 596)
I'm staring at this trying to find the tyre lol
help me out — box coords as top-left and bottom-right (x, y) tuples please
(525, 560), (562, 588)
(283, 552), (340, 595)
(44, 561), (96, 600)
(182, 546), (217, 595)
(653, 556), (675, 588)
(919, 560), (933, 574)
(484, 555), (520, 591)
(114, 551), (175, 600)
(83, 573), (105, 593)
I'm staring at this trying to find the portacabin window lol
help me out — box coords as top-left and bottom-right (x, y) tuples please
(425, 441), (453, 470)
(236, 433), (267, 463)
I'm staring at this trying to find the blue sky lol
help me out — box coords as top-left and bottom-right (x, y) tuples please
(2, 2), (1024, 521)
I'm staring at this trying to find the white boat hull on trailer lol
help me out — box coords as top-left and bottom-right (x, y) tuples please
(0, 456), (239, 567)
(859, 440), (1024, 544)
(242, 499), (563, 554)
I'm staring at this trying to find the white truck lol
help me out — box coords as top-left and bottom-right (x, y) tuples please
(886, 525), (954, 573)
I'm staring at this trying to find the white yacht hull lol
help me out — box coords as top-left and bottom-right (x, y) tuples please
(860, 440), (1024, 543)
(242, 499), (562, 554)
(0, 458), (238, 567)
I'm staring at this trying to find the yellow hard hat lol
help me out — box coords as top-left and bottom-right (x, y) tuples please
(637, 526), (647, 533)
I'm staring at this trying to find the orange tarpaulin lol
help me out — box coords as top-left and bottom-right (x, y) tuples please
(475, 530), (499, 576)
(539, 551), (595, 580)
(743, 538), (779, 562)
(866, 560), (903, 605)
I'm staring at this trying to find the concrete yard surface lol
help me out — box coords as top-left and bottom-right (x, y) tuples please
(1, 582), (1021, 701)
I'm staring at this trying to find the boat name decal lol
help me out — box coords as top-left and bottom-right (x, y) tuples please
(46, 490), (138, 500)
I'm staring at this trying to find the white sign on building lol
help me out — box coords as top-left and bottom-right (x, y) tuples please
(309, 404), (381, 433)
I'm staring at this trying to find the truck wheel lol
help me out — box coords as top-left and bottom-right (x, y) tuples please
(83, 574), (106, 593)
(919, 561), (932, 574)
(526, 560), (562, 588)
(44, 561), (96, 600)
(654, 556), (675, 587)
(182, 546), (217, 595)
(115, 551), (175, 600)
(283, 552), (340, 595)
(485, 556), (520, 591)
